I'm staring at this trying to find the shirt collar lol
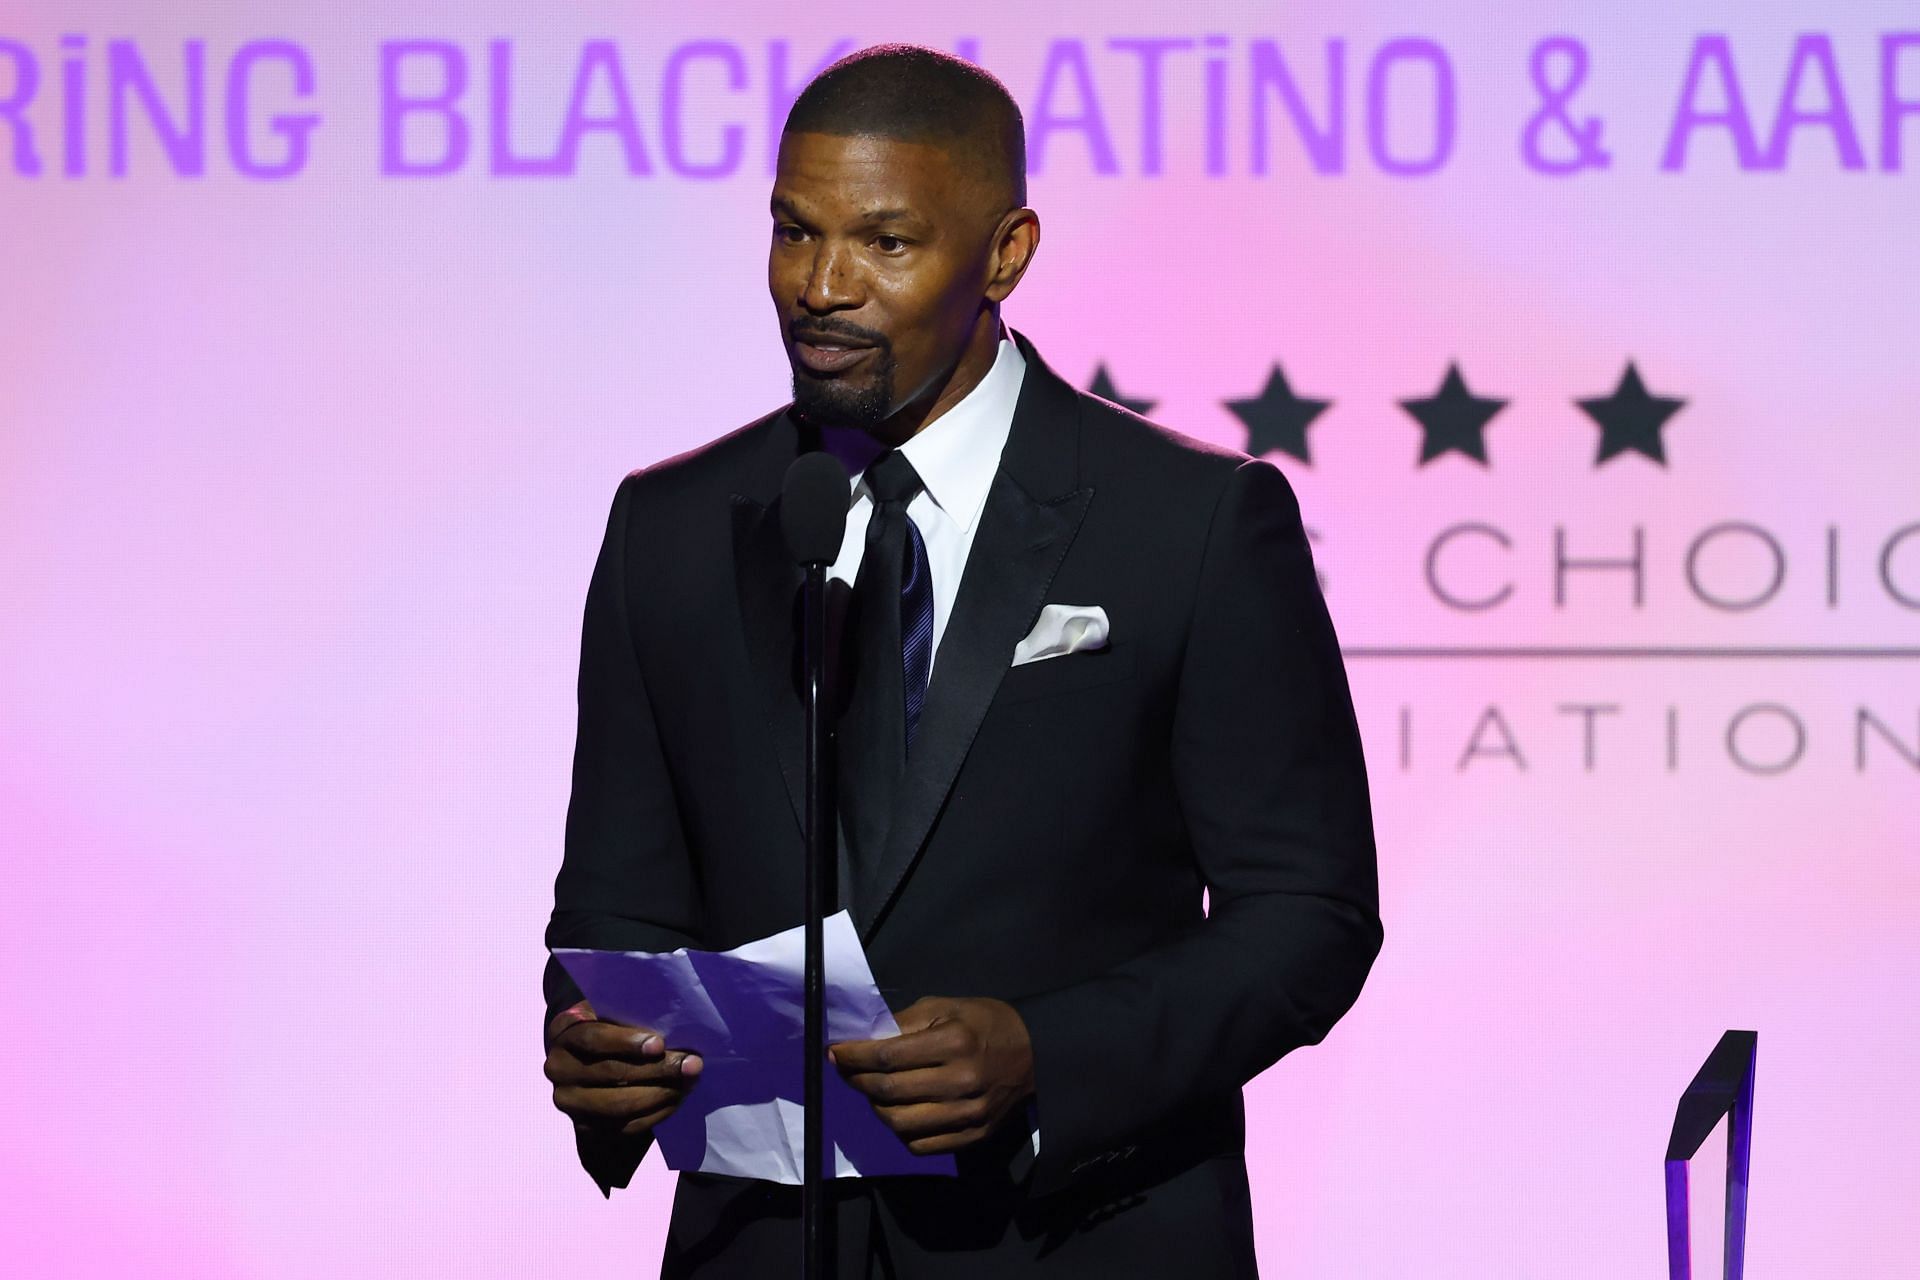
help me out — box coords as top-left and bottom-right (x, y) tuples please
(895, 334), (1024, 534)
(818, 323), (1026, 535)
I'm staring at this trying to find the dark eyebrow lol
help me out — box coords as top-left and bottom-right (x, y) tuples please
(770, 194), (927, 229)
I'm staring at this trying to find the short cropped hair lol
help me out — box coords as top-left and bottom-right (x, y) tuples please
(783, 43), (1027, 208)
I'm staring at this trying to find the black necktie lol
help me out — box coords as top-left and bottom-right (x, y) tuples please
(838, 449), (933, 916)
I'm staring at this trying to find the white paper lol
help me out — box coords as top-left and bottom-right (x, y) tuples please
(553, 911), (958, 1182)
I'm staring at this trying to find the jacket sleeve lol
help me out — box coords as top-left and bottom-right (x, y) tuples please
(1009, 456), (1383, 1198)
(542, 471), (705, 1196)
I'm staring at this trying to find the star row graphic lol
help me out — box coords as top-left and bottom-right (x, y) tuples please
(1084, 361), (1687, 469)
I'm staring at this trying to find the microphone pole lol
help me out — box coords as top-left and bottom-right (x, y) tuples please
(780, 451), (850, 1280)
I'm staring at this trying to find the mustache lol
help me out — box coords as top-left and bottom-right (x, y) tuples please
(789, 318), (888, 348)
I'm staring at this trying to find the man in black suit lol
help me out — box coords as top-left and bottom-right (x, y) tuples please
(542, 43), (1381, 1278)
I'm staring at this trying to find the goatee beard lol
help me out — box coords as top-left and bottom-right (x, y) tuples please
(790, 348), (896, 433)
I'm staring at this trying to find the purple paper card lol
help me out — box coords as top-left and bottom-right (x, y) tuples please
(554, 910), (957, 1182)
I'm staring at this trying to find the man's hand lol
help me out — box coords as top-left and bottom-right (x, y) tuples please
(829, 996), (1035, 1156)
(545, 1001), (704, 1139)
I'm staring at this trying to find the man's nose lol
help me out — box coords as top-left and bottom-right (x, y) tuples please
(801, 239), (861, 312)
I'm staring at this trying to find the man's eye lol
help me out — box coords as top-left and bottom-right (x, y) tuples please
(775, 225), (805, 243)
(875, 235), (907, 253)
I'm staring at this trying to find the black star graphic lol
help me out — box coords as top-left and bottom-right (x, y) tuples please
(1577, 362), (1685, 467)
(1225, 364), (1331, 464)
(1399, 363), (1508, 467)
(1085, 363), (1156, 417)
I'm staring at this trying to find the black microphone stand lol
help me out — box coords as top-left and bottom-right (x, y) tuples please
(781, 446), (849, 1280)
(799, 556), (833, 1280)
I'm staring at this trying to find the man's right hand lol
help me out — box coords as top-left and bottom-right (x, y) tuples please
(545, 1007), (704, 1139)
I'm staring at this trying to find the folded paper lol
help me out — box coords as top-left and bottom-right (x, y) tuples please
(553, 911), (957, 1183)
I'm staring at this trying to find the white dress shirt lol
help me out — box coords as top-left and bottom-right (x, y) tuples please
(819, 329), (1027, 680)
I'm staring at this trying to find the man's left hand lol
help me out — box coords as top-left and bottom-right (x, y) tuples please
(829, 996), (1035, 1156)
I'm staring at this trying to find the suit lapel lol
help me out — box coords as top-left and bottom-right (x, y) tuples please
(731, 411), (808, 837)
(856, 327), (1092, 940)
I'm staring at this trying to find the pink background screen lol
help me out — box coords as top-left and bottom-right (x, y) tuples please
(2, 2), (1915, 1274)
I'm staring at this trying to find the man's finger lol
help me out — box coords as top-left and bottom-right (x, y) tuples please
(839, 1065), (977, 1106)
(903, 1126), (992, 1157)
(889, 996), (956, 1036)
(829, 1022), (965, 1074)
(870, 1097), (994, 1141)
(549, 1049), (703, 1088)
(554, 1082), (688, 1122)
(558, 1019), (667, 1061)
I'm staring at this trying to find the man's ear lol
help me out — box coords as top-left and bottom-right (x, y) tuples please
(986, 209), (1040, 303)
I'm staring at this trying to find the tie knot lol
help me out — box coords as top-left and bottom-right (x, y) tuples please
(863, 449), (924, 509)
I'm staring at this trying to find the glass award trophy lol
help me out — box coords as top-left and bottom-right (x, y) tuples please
(1664, 1030), (1757, 1280)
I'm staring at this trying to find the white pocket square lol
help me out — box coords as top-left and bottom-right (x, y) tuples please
(1011, 604), (1111, 667)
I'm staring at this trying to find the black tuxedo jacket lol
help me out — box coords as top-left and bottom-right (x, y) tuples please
(543, 326), (1382, 1277)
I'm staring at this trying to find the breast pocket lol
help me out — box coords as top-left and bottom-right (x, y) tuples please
(992, 645), (1136, 706)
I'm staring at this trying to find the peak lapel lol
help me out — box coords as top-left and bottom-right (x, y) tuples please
(855, 327), (1093, 940)
(731, 410), (808, 837)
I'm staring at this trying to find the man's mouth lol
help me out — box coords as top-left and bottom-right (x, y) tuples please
(794, 336), (878, 374)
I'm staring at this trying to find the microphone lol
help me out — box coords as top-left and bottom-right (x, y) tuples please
(781, 452), (849, 566)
